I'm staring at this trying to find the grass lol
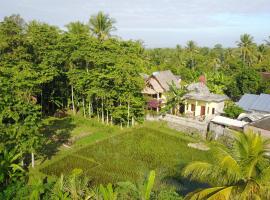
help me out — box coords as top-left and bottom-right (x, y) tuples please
(38, 117), (214, 194)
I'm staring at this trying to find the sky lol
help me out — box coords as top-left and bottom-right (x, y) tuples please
(1, 0), (270, 48)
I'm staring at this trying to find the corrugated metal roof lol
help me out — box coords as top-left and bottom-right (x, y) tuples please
(249, 116), (270, 131)
(238, 113), (269, 122)
(250, 94), (270, 113)
(237, 94), (259, 111)
(211, 116), (248, 128)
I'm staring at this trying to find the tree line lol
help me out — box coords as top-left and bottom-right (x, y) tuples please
(146, 35), (270, 100)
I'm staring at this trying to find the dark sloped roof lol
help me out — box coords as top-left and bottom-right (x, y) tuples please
(237, 94), (259, 111)
(249, 116), (270, 131)
(152, 70), (180, 91)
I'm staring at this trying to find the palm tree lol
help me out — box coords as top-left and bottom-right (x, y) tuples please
(257, 44), (267, 64)
(265, 36), (270, 46)
(183, 131), (270, 199)
(89, 11), (116, 41)
(186, 40), (198, 69)
(236, 34), (255, 66)
(163, 83), (187, 115)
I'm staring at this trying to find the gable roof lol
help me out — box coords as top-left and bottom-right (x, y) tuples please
(152, 70), (180, 91)
(147, 78), (164, 93)
(249, 116), (270, 131)
(237, 93), (270, 113)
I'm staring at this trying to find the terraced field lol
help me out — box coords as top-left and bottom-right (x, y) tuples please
(41, 126), (213, 192)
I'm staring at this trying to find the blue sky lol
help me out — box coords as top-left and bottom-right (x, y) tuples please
(1, 0), (270, 48)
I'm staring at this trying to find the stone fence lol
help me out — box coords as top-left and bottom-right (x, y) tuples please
(161, 114), (209, 136)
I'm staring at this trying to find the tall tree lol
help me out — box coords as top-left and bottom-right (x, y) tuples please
(185, 40), (198, 69)
(89, 11), (116, 41)
(236, 34), (255, 66)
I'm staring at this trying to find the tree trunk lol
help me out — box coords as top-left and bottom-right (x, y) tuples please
(132, 117), (135, 127)
(82, 97), (86, 117)
(31, 152), (35, 168)
(101, 97), (104, 123)
(71, 85), (75, 115)
(88, 98), (91, 117)
(127, 101), (130, 127)
(111, 115), (113, 125)
(106, 110), (109, 125)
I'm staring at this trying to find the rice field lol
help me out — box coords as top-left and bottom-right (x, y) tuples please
(41, 126), (213, 193)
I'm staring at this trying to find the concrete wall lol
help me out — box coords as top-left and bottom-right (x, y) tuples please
(209, 122), (236, 139)
(244, 125), (270, 138)
(162, 114), (208, 136)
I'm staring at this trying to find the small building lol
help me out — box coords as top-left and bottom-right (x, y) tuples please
(209, 116), (248, 139)
(183, 82), (228, 119)
(244, 116), (270, 138)
(237, 93), (270, 114)
(237, 112), (270, 123)
(142, 70), (180, 111)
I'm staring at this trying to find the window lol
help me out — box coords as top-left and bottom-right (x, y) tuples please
(212, 108), (215, 114)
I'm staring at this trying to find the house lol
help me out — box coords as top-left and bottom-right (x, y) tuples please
(183, 81), (228, 119)
(142, 70), (181, 111)
(237, 93), (270, 114)
(244, 116), (270, 138)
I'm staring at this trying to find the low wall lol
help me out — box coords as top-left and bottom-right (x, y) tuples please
(161, 114), (208, 136)
(209, 122), (235, 139)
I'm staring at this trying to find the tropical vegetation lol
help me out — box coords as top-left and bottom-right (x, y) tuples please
(1, 11), (270, 199)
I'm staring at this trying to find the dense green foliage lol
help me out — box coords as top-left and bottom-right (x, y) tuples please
(145, 41), (270, 100)
(224, 101), (244, 119)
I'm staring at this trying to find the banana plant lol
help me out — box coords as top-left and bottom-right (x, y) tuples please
(0, 149), (24, 186)
(99, 183), (118, 200)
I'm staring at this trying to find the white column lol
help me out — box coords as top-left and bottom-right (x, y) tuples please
(195, 101), (198, 116)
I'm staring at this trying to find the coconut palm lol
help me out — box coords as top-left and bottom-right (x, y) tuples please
(257, 44), (267, 63)
(88, 11), (116, 41)
(236, 34), (255, 66)
(265, 36), (270, 46)
(185, 40), (198, 69)
(183, 131), (270, 199)
(163, 83), (187, 115)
